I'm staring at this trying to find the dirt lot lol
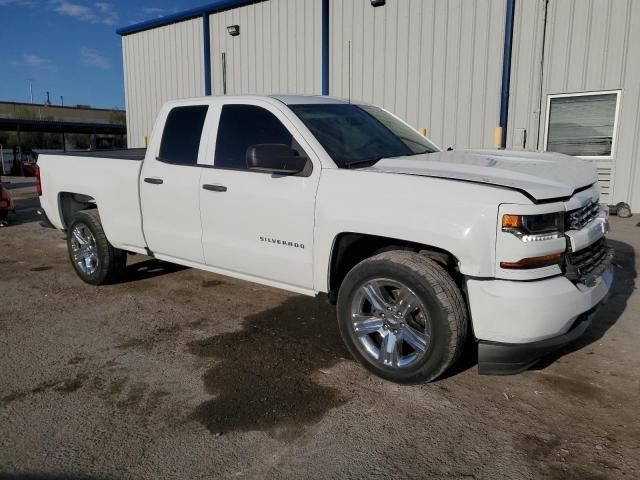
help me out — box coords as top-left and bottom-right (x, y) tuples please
(1, 180), (638, 480)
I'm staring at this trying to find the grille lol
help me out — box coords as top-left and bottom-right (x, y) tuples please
(565, 237), (613, 285)
(566, 201), (600, 231)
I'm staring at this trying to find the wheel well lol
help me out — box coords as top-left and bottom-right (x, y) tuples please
(327, 233), (460, 303)
(58, 192), (96, 230)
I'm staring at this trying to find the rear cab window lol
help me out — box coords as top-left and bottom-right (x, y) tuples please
(159, 105), (209, 165)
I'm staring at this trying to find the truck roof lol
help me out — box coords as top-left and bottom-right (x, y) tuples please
(163, 95), (356, 107)
(269, 95), (352, 105)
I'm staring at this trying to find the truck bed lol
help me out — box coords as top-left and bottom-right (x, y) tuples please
(49, 149), (147, 161)
(37, 149), (147, 253)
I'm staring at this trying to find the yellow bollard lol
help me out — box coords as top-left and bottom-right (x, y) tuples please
(492, 127), (503, 149)
(418, 127), (427, 136)
(144, 135), (148, 148)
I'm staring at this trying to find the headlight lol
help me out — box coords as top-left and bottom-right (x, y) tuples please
(502, 212), (564, 242)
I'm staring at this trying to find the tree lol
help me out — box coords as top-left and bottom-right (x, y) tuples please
(108, 110), (126, 125)
(0, 108), (63, 151)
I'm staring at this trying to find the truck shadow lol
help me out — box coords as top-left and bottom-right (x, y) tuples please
(186, 295), (350, 440)
(124, 258), (188, 282)
(438, 336), (479, 380)
(533, 238), (635, 369)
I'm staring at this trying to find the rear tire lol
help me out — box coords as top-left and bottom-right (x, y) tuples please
(336, 251), (468, 383)
(67, 209), (127, 285)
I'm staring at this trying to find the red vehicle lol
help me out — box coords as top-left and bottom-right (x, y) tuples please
(0, 181), (15, 224)
(22, 161), (38, 177)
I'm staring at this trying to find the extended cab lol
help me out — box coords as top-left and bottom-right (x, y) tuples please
(37, 95), (613, 383)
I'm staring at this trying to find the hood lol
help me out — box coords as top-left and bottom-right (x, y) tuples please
(364, 149), (598, 201)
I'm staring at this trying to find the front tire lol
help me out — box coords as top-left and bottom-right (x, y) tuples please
(67, 209), (127, 285)
(337, 251), (468, 383)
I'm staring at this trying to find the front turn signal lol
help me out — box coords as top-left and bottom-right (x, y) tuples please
(501, 214), (522, 229)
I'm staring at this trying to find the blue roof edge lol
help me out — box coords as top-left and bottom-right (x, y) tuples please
(116, 0), (262, 36)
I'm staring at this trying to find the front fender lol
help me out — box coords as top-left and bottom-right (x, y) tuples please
(313, 169), (529, 292)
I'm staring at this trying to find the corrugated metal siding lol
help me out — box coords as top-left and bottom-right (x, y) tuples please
(122, 18), (204, 147)
(505, 0), (546, 152)
(509, 0), (640, 209)
(329, 0), (505, 150)
(209, 0), (322, 96)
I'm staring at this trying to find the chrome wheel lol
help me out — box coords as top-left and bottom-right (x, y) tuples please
(70, 223), (99, 275)
(349, 278), (431, 369)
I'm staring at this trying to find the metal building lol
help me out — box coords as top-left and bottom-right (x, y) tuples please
(118, 0), (640, 211)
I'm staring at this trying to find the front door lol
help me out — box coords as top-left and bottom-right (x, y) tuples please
(199, 102), (320, 291)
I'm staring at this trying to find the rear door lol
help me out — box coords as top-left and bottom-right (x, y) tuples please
(139, 104), (209, 263)
(199, 101), (321, 291)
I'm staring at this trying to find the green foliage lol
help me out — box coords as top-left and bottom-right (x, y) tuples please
(11, 108), (37, 120)
(0, 130), (62, 150)
(0, 107), (125, 153)
(108, 110), (126, 125)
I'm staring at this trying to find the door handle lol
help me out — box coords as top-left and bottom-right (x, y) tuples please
(144, 177), (164, 185)
(202, 184), (227, 192)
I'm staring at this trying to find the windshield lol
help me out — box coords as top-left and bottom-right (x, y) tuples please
(289, 103), (439, 168)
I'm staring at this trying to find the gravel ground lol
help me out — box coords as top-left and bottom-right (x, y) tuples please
(0, 181), (638, 479)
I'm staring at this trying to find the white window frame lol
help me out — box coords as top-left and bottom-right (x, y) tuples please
(543, 89), (622, 160)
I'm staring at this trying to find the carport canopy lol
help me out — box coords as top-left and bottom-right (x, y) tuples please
(0, 118), (126, 135)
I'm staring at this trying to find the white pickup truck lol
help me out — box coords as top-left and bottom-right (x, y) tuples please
(37, 95), (613, 383)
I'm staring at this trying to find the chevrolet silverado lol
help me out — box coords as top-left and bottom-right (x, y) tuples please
(37, 95), (613, 383)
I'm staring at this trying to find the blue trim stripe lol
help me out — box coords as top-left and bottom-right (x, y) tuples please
(321, 0), (329, 95)
(203, 14), (212, 96)
(499, 0), (516, 148)
(117, 0), (262, 36)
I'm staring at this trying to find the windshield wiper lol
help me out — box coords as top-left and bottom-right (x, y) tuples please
(342, 158), (383, 169)
(342, 150), (433, 169)
(406, 150), (434, 157)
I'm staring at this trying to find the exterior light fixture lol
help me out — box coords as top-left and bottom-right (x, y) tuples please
(370, 0), (385, 6)
(227, 25), (240, 36)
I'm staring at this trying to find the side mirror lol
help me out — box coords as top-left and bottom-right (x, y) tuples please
(246, 144), (309, 175)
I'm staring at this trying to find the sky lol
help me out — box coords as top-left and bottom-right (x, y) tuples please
(1, 0), (207, 109)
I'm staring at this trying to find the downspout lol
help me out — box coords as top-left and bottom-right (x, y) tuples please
(321, 0), (329, 95)
(499, 0), (516, 148)
(203, 13), (212, 95)
(535, 0), (550, 150)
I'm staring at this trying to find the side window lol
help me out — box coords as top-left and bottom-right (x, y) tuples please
(214, 104), (299, 170)
(158, 105), (208, 165)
